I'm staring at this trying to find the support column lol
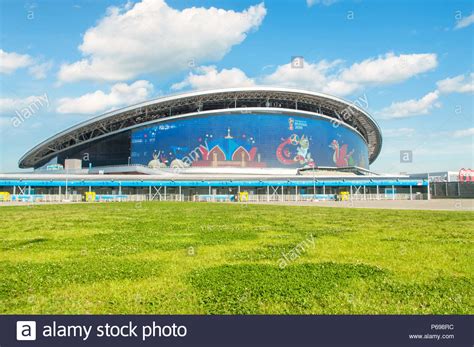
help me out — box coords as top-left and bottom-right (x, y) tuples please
(179, 186), (182, 201)
(295, 186), (298, 202)
(13, 185), (16, 195)
(410, 185), (413, 200)
(281, 185), (284, 202)
(392, 185), (395, 200)
(267, 186), (270, 202)
(376, 185), (379, 200)
(164, 186), (167, 201)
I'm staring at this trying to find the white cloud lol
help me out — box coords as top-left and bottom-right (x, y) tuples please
(56, 80), (153, 114)
(0, 95), (49, 115)
(377, 91), (441, 119)
(170, 52), (438, 96)
(28, 61), (53, 80)
(260, 53), (437, 96)
(172, 60), (358, 95)
(0, 49), (54, 79)
(0, 49), (33, 74)
(455, 13), (474, 29)
(172, 65), (255, 91)
(306, 0), (338, 7)
(261, 59), (352, 94)
(452, 128), (474, 138)
(437, 73), (473, 94)
(383, 128), (416, 138)
(58, 0), (266, 83)
(339, 52), (437, 85)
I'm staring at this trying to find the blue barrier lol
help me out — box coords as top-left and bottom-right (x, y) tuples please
(95, 194), (128, 201)
(10, 194), (45, 202)
(195, 194), (235, 202)
(300, 194), (337, 200)
(0, 179), (428, 188)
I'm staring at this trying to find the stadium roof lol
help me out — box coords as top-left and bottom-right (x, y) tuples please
(19, 87), (382, 168)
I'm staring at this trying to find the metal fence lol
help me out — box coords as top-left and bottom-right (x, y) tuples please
(1, 192), (428, 204)
(430, 182), (474, 199)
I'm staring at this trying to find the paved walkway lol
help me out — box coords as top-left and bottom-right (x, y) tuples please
(251, 199), (474, 211)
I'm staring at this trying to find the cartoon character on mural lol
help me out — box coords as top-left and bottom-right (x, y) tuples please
(276, 134), (315, 167)
(294, 135), (313, 165)
(329, 139), (354, 167)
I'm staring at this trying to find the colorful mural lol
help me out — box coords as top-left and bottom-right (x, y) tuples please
(329, 139), (355, 167)
(131, 113), (369, 169)
(194, 128), (261, 167)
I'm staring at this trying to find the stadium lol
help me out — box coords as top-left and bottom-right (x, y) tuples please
(1, 87), (429, 202)
(19, 87), (382, 171)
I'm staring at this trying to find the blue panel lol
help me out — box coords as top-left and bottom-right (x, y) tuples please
(0, 180), (428, 187)
(131, 114), (370, 169)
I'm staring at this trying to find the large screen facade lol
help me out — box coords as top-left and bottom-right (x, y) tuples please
(131, 113), (369, 169)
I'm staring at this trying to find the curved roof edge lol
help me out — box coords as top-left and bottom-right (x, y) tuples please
(19, 86), (382, 168)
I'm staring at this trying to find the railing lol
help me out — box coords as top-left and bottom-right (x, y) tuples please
(94, 194), (147, 202)
(0, 192), (428, 204)
(193, 195), (235, 202)
(430, 182), (474, 199)
(349, 193), (425, 201)
(7, 194), (83, 202)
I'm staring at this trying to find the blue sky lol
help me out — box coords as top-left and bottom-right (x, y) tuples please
(0, 0), (472, 173)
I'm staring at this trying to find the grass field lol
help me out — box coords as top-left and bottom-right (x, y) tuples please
(1, 202), (472, 314)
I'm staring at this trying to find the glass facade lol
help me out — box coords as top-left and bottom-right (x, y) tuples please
(57, 131), (131, 168)
(131, 113), (369, 169)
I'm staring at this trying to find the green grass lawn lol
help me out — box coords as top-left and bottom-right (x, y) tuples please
(1, 202), (472, 314)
